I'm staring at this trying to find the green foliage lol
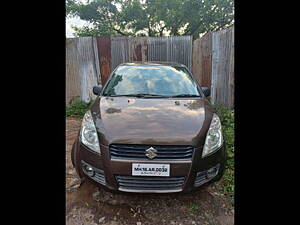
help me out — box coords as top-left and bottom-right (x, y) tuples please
(66, 98), (94, 118)
(66, 0), (234, 38)
(214, 105), (234, 204)
(189, 202), (200, 214)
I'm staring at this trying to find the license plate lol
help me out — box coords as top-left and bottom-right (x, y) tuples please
(132, 163), (170, 176)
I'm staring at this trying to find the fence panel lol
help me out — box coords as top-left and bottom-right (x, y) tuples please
(211, 26), (234, 108)
(66, 37), (99, 104)
(66, 38), (81, 105)
(228, 27), (234, 108)
(192, 33), (212, 86)
(128, 37), (148, 62)
(111, 36), (130, 71)
(148, 36), (192, 70)
(66, 31), (234, 108)
(97, 37), (111, 85)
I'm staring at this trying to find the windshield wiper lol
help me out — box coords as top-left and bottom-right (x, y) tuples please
(170, 94), (201, 97)
(107, 94), (169, 98)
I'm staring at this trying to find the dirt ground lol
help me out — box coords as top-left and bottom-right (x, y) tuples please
(66, 119), (234, 225)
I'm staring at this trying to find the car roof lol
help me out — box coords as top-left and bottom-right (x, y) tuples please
(118, 61), (187, 67)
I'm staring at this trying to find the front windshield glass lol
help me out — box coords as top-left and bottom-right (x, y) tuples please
(102, 65), (201, 97)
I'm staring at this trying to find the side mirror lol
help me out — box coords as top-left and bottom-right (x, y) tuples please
(93, 85), (102, 96)
(201, 87), (211, 97)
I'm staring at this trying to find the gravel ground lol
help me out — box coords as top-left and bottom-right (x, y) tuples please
(66, 119), (234, 225)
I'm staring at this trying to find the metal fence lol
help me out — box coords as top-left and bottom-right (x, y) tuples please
(66, 35), (193, 105)
(192, 32), (212, 87)
(66, 28), (234, 108)
(110, 36), (192, 72)
(211, 27), (234, 108)
(148, 36), (192, 70)
(192, 26), (234, 109)
(66, 37), (100, 105)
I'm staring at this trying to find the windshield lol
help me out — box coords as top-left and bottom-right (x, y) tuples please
(102, 65), (201, 97)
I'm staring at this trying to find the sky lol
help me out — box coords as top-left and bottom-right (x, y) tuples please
(66, 16), (86, 37)
(66, 0), (99, 37)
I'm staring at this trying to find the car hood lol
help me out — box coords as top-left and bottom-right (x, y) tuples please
(92, 97), (213, 147)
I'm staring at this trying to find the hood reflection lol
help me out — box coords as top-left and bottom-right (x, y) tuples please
(98, 97), (206, 145)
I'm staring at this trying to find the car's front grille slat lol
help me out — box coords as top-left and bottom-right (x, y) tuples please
(119, 182), (182, 188)
(194, 164), (220, 187)
(118, 180), (184, 185)
(110, 144), (194, 160)
(117, 176), (185, 181)
(116, 175), (185, 191)
(81, 160), (106, 185)
(110, 148), (193, 154)
(110, 152), (192, 159)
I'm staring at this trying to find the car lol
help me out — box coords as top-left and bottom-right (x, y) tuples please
(71, 62), (226, 193)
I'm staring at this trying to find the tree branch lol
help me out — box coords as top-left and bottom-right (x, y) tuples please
(112, 27), (128, 36)
(159, 24), (167, 36)
(183, 19), (203, 36)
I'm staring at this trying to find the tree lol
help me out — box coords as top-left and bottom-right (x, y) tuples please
(66, 0), (234, 39)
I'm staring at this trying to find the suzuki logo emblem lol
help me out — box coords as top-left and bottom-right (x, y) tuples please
(145, 147), (157, 159)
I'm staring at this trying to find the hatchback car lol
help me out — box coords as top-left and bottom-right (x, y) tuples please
(71, 62), (226, 193)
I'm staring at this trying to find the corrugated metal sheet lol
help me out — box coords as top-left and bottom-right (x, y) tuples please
(97, 37), (111, 85)
(111, 36), (130, 70)
(110, 36), (192, 70)
(66, 32), (234, 108)
(92, 37), (101, 84)
(192, 38), (201, 84)
(66, 37), (99, 105)
(128, 37), (148, 62)
(228, 26), (234, 109)
(148, 36), (193, 70)
(66, 38), (81, 105)
(211, 26), (234, 108)
(192, 33), (212, 87)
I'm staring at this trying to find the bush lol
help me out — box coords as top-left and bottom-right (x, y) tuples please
(214, 105), (234, 204)
(66, 98), (93, 118)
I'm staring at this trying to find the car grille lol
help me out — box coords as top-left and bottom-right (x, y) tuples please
(194, 171), (207, 187)
(116, 176), (186, 192)
(194, 164), (220, 187)
(110, 144), (194, 161)
(81, 160), (106, 185)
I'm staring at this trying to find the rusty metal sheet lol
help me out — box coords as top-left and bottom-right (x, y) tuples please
(128, 37), (148, 62)
(192, 33), (212, 87)
(192, 38), (201, 85)
(97, 37), (111, 86)
(200, 33), (212, 87)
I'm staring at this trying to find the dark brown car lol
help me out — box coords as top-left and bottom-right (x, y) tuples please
(71, 62), (226, 193)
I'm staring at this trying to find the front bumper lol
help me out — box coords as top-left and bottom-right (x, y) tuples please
(72, 137), (225, 193)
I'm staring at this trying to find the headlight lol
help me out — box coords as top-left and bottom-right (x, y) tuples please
(202, 113), (223, 157)
(80, 110), (101, 154)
